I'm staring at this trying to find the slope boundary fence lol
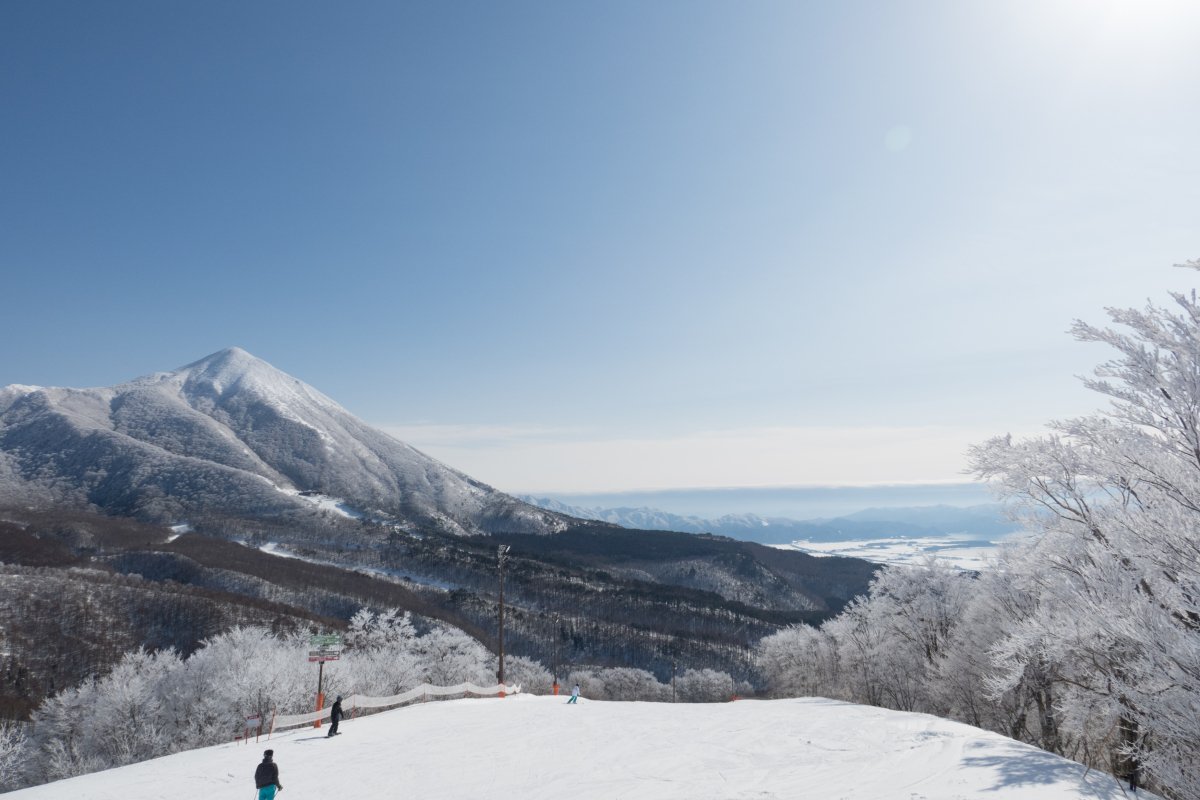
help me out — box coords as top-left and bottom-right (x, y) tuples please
(268, 682), (521, 737)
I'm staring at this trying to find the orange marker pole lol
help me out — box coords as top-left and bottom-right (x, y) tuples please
(314, 660), (325, 729)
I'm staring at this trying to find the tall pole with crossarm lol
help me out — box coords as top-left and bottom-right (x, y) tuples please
(497, 544), (511, 687)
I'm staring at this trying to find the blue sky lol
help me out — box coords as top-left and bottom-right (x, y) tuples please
(3, 1), (1199, 493)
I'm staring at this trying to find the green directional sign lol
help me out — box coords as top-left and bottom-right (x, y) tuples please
(309, 633), (342, 649)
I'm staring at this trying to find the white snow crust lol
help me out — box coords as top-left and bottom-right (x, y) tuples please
(291, 491), (364, 519)
(778, 536), (1010, 571)
(6, 695), (1150, 800)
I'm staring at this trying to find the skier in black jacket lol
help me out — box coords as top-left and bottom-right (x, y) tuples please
(254, 749), (283, 800)
(327, 695), (345, 737)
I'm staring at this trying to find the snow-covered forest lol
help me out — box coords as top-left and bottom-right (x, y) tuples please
(0, 608), (739, 792)
(756, 275), (1200, 800)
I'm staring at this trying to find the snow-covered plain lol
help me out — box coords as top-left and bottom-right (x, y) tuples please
(777, 535), (1028, 571)
(9, 695), (1148, 799)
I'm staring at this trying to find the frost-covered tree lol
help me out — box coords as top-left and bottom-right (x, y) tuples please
(820, 595), (887, 707)
(502, 656), (554, 695)
(755, 560), (970, 712)
(334, 608), (422, 696)
(754, 622), (839, 699)
(930, 545), (1055, 743)
(416, 627), (494, 686)
(970, 267), (1200, 795)
(0, 720), (28, 791)
(862, 559), (973, 713)
(595, 667), (670, 702)
(675, 668), (735, 703)
(171, 626), (311, 729)
(84, 649), (180, 767)
(31, 681), (107, 783)
(345, 607), (416, 651)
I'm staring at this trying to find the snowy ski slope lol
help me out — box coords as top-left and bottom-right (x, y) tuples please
(9, 695), (1151, 800)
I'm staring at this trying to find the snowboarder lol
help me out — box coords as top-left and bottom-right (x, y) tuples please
(254, 749), (283, 800)
(327, 695), (344, 737)
(567, 683), (580, 704)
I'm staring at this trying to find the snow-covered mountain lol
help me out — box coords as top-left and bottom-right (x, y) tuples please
(0, 348), (567, 535)
(5, 694), (1150, 800)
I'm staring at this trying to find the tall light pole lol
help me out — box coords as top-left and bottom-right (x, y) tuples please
(552, 612), (561, 695)
(497, 544), (511, 687)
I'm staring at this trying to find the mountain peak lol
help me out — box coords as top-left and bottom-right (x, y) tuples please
(178, 346), (272, 376)
(163, 346), (345, 421)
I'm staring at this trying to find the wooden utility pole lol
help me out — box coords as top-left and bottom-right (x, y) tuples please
(552, 612), (561, 695)
(497, 545), (511, 687)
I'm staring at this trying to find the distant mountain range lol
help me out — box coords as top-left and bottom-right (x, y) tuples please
(0, 347), (568, 536)
(520, 496), (1016, 544)
(522, 483), (998, 520)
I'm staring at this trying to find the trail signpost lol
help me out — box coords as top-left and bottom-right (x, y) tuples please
(244, 714), (262, 743)
(309, 633), (342, 662)
(308, 633), (342, 728)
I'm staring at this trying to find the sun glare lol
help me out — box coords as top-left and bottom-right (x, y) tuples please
(1072, 0), (1199, 45)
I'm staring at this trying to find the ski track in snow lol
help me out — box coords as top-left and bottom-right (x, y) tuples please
(257, 543), (456, 591)
(165, 522), (192, 543)
(7, 696), (1150, 800)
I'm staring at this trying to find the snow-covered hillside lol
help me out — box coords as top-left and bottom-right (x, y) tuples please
(0, 347), (567, 535)
(8, 695), (1148, 800)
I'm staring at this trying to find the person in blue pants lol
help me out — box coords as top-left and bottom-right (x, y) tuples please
(567, 684), (580, 704)
(255, 749), (283, 799)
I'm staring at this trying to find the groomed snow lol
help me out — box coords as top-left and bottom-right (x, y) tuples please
(8, 695), (1149, 799)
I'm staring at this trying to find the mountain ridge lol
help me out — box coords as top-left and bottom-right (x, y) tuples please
(520, 495), (1015, 544)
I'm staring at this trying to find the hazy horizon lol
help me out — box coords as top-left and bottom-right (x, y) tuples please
(524, 481), (996, 520)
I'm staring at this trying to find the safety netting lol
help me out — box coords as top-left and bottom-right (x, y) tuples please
(269, 682), (521, 734)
